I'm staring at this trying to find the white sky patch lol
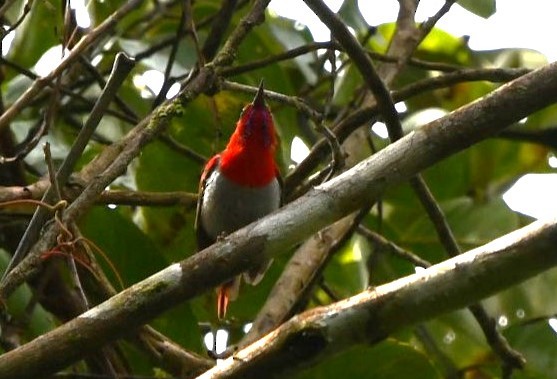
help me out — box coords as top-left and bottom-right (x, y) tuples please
(70, 0), (92, 29)
(548, 318), (557, 334)
(243, 323), (253, 334)
(133, 70), (180, 99)
(133, 69), (164, 98)
(269, 0), (343, 41)
(358, 0), (398, 25)
(395, 101), (407, 113)
(414, 266), (427, 274)
(463, 1), (557, 62)
(290, 136), (310, 164)
(503, 174), (557, 220)
(166, 82), (181, 99)
(91, 54), (103, 66)
(371, 122), (388, 139)
(34, 45), (69, 77)
(2, 27), (15, 56)
(215, 329), (229, 355)
(203, 332), (214, 351)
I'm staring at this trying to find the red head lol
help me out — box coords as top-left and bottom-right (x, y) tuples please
(219, 82), (279, 187)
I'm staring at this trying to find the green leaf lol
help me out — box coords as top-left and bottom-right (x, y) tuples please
(0, 249), (56, 346)
(8, 0), (63, 68)
(338, 0), (369, 33)
(505, 321), (557, 379)
(483, 267), (557, 326)
(321, 236), (368, 299)
(416, 27), (471, 66)
(294, 340), (440, 379)
(423, 310), (492, 370)
(458, 0), (496, 18)
(80, 206), (168, 286)
(268, 16), (317, 84)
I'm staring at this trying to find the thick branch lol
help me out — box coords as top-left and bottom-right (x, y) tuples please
(0, 0), (273, 300)
(198, 218), (557, 378)
(0, 60), (556, 379)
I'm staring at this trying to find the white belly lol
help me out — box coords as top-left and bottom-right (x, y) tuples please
(200, 169), (281, 240)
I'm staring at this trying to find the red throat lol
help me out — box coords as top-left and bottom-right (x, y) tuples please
(219, 104), (278, 187)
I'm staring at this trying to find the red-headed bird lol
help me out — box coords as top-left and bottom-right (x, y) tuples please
(195, 82), (281, 319)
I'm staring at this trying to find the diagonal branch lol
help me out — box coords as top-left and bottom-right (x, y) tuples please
(0, 0), (144, 132)
(1, 53), (135, 283)
(0, 59), (556, 379)
(303, 0), (403, 140)
(0, 0), (273, 301)
(197, 218), (557, 378)
(294, 1), (524, 369)
(285, 67), (529, 192)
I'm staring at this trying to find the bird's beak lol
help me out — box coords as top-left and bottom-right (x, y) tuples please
(253, 80), (266, 107)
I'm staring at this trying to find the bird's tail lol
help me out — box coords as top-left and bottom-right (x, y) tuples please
(217, 278), (240, 319)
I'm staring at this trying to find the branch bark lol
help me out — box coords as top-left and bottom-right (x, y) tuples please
(0, 0), (272, 301)
(0, 60), (556, 379)
(197, 218), (557, 378)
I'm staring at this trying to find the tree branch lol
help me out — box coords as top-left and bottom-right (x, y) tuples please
(0, 0), (144, 132)
(0, 0), (274, 300)
(1, 53), (135, 282)
(197, 218), (557, 378)
(0, 60), (556, 379)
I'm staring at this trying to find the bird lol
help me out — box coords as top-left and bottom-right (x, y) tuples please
(195, 81), (281, 319)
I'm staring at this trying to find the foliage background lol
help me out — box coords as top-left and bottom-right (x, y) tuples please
(0, 0), (556, 378)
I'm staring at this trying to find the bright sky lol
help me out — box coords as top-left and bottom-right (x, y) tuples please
(269, 0), (557, 219)
(269, 0), (557, 61)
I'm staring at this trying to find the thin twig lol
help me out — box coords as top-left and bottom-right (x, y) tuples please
(419, 0), (457, 36)
(43, 144), (62, 203)
(1, 53), (135, 282)
(239, 208), (370, 348)
(0, 57), (137, 125)
(153, 1), (189, 108)
(77, 56), (139, 121)
(44, 144), (90, 312)
(3, 0), (33, 35)
(305, 0), (403, 140)
(158, 134), (207, 164)
(220, 41), (338, 77)
(221, 80), (322, 121)
(212, 0), (271, 68)
(0, 0), (143, 132)
(318, 41), (344, 181)
(0, 0), (274, 302)
(285, 66), (528, 198)
(201, 0), (238, 61)
(357, 226), (431, 268)
(98, 189), (198, 208)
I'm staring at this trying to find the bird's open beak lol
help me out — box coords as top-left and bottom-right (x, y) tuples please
(253, 80), (266, 107)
